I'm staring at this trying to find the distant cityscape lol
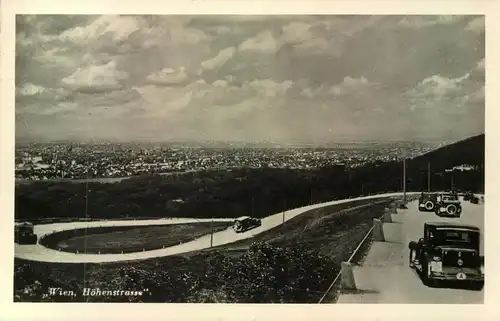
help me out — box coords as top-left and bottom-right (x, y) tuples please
(14, 140), (458, 182)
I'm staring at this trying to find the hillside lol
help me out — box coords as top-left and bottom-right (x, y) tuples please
(404, 134), (484, 192)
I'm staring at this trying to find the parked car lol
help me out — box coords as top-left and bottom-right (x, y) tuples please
(434, 193), (462, 217)
(14, 221), (38, 244)
(233, 216), (262, 233)
(408, 222), (484, 289)
(470, 194), (481, 204)
(418, 192), (438, 212)
(463, 191), (474, 202)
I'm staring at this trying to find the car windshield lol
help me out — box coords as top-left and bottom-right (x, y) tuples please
(442, 195), (458, 201)
(430, 229), (479, 246)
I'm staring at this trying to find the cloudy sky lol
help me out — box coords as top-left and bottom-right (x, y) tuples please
(15, 15), (484, 143)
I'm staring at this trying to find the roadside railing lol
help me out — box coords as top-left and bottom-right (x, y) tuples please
(317, 195), (419, 304)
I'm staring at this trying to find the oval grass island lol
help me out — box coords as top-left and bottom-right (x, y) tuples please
(39, 222), (232, 254)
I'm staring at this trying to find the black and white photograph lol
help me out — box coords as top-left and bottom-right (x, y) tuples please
(11, 12), (486, 306)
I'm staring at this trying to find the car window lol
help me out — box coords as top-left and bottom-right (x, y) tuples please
(434, 230), (477, 245)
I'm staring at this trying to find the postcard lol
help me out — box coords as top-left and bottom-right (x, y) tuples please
(1, 1), (499, 321)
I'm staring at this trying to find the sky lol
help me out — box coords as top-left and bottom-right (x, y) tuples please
(15, 15), (485, 143)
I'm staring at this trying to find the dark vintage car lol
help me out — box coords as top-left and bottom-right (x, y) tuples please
(418, 192), (438, 212)
(233, 216), (262, 233)
(408, 222), (484, 289)
(463, 192), (474, 202)
(434, 193), (462, 217)
(14, 221), (38, 244)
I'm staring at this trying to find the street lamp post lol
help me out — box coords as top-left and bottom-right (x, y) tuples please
(210, 217), (214, 248)
(401, 159), (408, 209)
(427, 161), (431, 192)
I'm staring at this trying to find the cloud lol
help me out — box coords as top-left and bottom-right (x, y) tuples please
(60, 16), (140, 45)
(16, 83), (72, 111)
(146, 67), (188, 85)
(406, 73), (470, 100)
(133, 85), (194, 118)
(328, 76), (375, 96)
(465, 17), (485, 34)
(397, 16), (465, 29)
(16, 83), (48, 96)
(61, 61), (129, 93)
(294, 38), (336, 56)
(212, 80), (229, 87)
(248, 79), (293, 97)
(16, 15), (485, 142)
(281, 22), (313, 44)
(39, 102), (79, 116)
(239, 31), (279, 54)
(200, 47), (236, 71)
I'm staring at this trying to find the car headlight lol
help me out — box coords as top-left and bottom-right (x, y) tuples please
(480, 265), (484, 275)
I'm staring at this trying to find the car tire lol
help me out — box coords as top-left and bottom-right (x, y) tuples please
(471, 281), (484, 291)
(421, 258), (435, 287)
(425, 201), (434, 211)
(446, 204), (457, 216)
(409, 249), (415, 268)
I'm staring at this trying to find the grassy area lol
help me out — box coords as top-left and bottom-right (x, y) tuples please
(209, 197), (393, 256)
(15, 197), (399, 303)
(50, 222), (232, 254)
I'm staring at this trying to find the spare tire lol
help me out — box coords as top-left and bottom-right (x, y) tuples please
(425, 201), (434, 211)
(446, 204), (457, 215)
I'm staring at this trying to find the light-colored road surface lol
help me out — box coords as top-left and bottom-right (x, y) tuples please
(336, 197), (484, 303)
(15, 192), (415, 264)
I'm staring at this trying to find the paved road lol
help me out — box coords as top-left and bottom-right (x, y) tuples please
(336, 197), (484, 303)
(15, 192), (415, 264)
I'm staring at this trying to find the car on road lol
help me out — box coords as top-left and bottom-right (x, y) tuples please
(15, 221), (38, 244)
(463, 191), (474, 202)
(233, 216), (262, 233)
(434, 193), (462, 217)
(408, 222), (484, 289)
(418, 192), (438, 212)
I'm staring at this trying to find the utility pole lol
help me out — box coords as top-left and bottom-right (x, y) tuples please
(481, 162), (484, 193)
(210, 217), (213, 248)
(282, 199), (286, 225)
(252, 196), (255, 217)
(402, 158), (407, 206)
(427, 161), (431, 192)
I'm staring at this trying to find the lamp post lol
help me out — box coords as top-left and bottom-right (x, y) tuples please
(427, 161), (431, 192)
(400, 158), (408, 209)
(210, 217), (214, 248)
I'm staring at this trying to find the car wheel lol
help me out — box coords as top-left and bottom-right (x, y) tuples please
(471, 281), (484, 291)
(421, 258), (434, 286)
(425, 201), (434, 211)
(409, 249), (416, 268)
(446, 204), (457, 216)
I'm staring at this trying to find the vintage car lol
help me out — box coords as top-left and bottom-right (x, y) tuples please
(408, 222), (484, 288)
(470, 194), (481, 204)
(434, 193), (462, 217)
(14, 221), (38, 244)
(463, 191), (474, 202)
(418, 192), (438, 212)
(233, 216), (262, 233)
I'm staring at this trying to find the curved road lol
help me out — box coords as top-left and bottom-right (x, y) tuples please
(15, 192), (418, 264)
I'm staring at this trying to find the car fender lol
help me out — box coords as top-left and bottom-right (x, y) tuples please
(408, 241), (418, 250)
